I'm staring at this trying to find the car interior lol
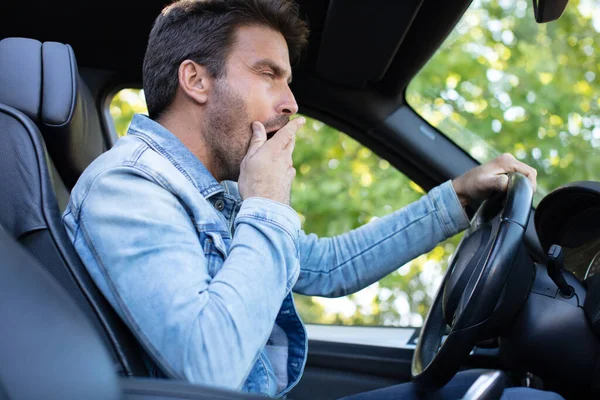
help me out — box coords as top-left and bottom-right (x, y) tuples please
(1, 0), (599, 399)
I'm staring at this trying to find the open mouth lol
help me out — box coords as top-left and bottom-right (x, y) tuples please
(266, 128), (280, 140)
(264, 120), (288, 140)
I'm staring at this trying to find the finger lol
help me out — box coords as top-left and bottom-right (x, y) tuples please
(492, 153), (518, 170)
(491, 173), (510, 193)
(494, 154), (537, 193)
(523, 165), (537, 193)
(270, 117), (305, 150)
(247, 122), (267, 156)
(284, 131), (296, 157)
(510, 160), (538, 193)
(288, 166), (296, 179)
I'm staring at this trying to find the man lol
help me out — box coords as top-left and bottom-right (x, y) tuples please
(63, 0), (561, 399)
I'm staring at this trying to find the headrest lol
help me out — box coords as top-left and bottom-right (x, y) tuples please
(0, 37), (76, 125)
(0, 37), (105, 188)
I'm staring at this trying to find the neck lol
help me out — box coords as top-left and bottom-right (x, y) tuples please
(156, 109), (220, 180)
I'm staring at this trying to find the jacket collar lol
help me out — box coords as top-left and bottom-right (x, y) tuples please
(127, 114), (224, 199)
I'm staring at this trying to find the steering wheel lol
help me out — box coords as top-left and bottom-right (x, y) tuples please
(411, 172), (534, 391)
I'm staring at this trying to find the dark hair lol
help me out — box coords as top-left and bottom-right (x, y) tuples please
(142, 0), (309, 119)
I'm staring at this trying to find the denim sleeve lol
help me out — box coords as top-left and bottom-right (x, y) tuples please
(293, 180), (470, 297)
(75, 166), (300, 390)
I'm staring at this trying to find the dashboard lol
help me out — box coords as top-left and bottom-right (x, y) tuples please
(564, 236), (600, 280)
(535, 182), (600, 285)
(534, 183), (600, 339)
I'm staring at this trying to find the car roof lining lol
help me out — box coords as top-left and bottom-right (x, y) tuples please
(0, 0), (472, 125)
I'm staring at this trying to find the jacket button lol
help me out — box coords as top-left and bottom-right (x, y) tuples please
(214, 199), (225, 211)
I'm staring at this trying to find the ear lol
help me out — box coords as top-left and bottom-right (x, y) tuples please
(178, 60), (211, 105)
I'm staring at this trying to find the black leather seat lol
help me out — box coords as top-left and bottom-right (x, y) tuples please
(0, 224), (121, 400)
(0, 37), (149, 377)
(0, 36), (106, 192)
(36, 40), (108, 193)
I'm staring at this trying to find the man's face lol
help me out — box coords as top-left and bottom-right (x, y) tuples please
(203, 24), (298, 181)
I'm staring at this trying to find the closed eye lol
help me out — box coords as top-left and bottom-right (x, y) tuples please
(252, 59), (292, 83)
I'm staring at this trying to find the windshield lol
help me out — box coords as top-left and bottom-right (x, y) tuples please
(407, 0), (600, 205)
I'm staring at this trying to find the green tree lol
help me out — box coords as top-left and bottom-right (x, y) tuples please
(289, 120), (461, 327)
(407, 0), (600, 204)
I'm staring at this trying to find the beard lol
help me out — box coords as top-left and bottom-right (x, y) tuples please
(202, 79), (250, 182)
(202, 79), (291, 182)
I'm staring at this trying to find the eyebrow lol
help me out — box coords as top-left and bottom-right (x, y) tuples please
(253, 59), (292, 84)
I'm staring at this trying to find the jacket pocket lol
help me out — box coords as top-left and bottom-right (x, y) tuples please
(241, 354), (272, 395)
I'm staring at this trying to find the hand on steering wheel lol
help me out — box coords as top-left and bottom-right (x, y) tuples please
(411, 173), (534, 391)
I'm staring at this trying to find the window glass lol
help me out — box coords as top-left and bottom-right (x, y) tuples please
(407, 0), (600, 205)
(109, 90), (463, 327)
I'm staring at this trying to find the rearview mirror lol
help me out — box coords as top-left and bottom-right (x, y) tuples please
(533, 0), (569, 23)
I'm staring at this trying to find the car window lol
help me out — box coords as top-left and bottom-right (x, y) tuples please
(108, 89), (463, 328)
(407, 0), (600, 206)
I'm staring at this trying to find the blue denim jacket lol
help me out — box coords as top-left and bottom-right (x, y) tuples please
(62, 114), (469, 397)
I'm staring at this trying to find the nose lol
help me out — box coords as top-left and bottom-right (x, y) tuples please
(276, 84), (298, 116)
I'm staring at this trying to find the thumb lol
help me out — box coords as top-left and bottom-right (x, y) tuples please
(491, 173), (510, 193)
(247, 122), (267, 156)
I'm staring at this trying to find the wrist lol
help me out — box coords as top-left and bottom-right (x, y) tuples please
(452, 178), (469, 207)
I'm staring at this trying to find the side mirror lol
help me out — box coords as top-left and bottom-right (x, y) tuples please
(533, 0), (570, 23)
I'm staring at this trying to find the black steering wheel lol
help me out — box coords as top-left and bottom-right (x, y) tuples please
(411, 172), (534, 391)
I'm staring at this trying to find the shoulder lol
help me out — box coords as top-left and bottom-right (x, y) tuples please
(68, 135), (204, 219)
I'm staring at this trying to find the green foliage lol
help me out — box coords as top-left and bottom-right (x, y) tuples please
(289, 119), (461, 327)
(407, 0), (600, 205)
(110, 89), (148, 136)
(109, 0), (599, 328)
